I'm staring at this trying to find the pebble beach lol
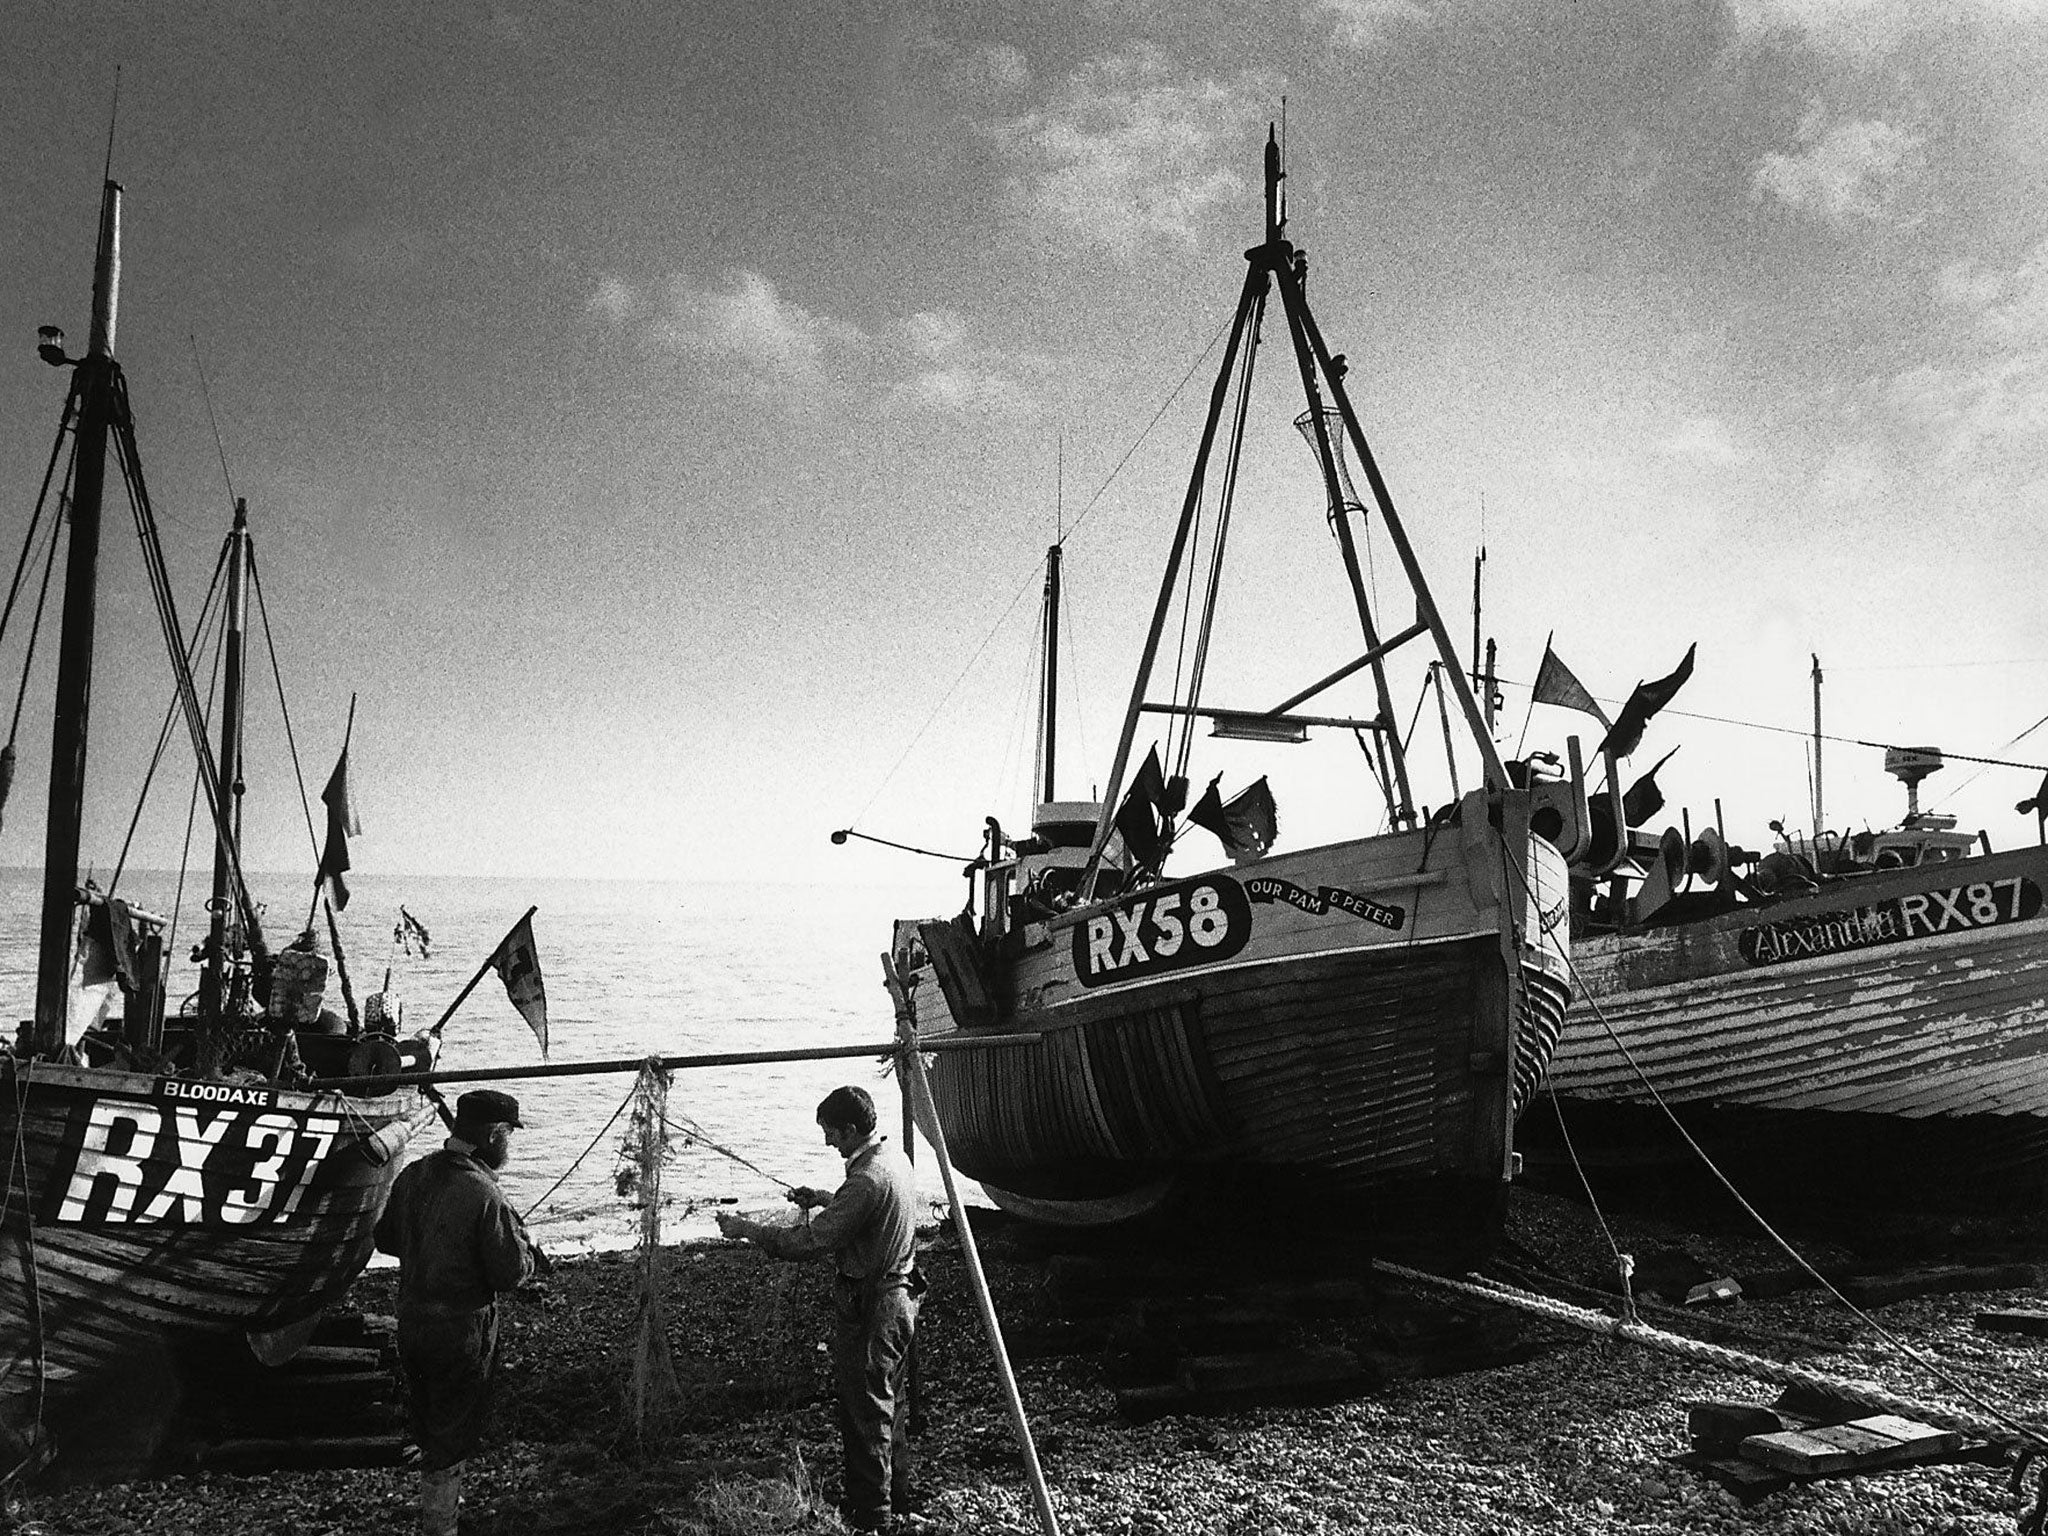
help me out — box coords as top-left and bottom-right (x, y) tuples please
(8, 1189), (2044, 1536)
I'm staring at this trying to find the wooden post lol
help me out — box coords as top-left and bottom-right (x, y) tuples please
(884, 955), (1063, 1536)
(892, 965), (924, 1436)
(628, 1058), (680, 1442)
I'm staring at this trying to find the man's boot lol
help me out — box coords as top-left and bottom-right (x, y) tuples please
(420, 1460), (464, 1536)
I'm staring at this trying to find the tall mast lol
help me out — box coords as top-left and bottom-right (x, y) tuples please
(1811, 652), (1823, 836)
(200, 498), (251, 1023)
(33, 181), (121, 1053)
(1038, 543), (1061, 806)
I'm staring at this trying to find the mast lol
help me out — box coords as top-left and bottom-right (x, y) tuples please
(33, 181), (121, 1054)
(200, 498), (251, 1023)
(1811, 652), (1823, 836)
(1038, 543), (1061, 806)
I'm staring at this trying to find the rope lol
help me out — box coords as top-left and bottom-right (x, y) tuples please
(660, 1108), (797, 1193)
(519, 1081), (637, 1221)
(1375, 1258), (2043, 1451)
(1494, 824), (2048, 1451)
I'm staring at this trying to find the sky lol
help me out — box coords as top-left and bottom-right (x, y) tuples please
(3, 0), (2048, 906)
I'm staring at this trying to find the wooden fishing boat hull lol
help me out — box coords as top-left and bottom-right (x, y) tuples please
(898, 790), (1573, 1261)
(1525, 843), (2048, 1215)
(0, 1059), (431, 1466)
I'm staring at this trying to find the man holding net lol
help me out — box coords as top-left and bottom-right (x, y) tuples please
(717, 1084), (923, 1532)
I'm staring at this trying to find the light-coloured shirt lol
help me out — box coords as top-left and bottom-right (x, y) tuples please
(754, 1133), (917, 1282)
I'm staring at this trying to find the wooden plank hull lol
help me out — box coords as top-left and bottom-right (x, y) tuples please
(1530, 843), (2048, 1213)
(0, 1060), (431, 1463)
(898, 792), (1573, 1261)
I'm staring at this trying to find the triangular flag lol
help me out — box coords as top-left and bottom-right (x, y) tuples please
(1599, 644), (1697, 759)
(315, 746), (360, 910)
(490, 912), (550, 1057)
(1530, 638), (1611, 727)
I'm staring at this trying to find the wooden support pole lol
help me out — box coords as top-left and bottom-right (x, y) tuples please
(312, 1031), (1045, 1096)
(884, 955), (1063, 1536)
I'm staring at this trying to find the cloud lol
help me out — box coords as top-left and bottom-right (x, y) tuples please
(589, 276), (638, 325)
(1936, 237), (2048, 342)
(589, 282), (1036, 414)
(647, 270), (865, 389)
(1727, 0), (2043, 60)
(1312, 0), (1436, 52)
(979, 46), (1279, 260)
(884, 308), (1034, 418)
(1751, 111), (1924, 229)
(946, 42), (1029, 94)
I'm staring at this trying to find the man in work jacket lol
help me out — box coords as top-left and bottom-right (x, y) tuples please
(374, 1088), (538, 1536)
(718, 1085), (922, 1533)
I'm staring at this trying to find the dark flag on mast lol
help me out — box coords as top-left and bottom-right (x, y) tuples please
(1621, 747), (1679, 827)
(1530, 637), (1611, 729)
(1599, 644), (1698, 759)
(2016, 770), (2048, 829)
(1189, 774), (1278, 864)
(315, 746), (360, 910)
(1113, 746), (1172, 872)
(489, 912), (549, 1057)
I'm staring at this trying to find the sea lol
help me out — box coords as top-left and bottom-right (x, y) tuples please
(0, 867), (979, 1255)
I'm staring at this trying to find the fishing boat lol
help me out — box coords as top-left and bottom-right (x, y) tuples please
(1522, 727), (2048, 1220)
(885, 135), (1575, 1265)
(0, 180), (434, 1474)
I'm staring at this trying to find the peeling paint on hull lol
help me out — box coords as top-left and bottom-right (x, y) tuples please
(1530, 843), (2048, 1213)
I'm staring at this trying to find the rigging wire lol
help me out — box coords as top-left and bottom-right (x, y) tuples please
(1500, 843), (2048, 1453)
(189, 336), (238, 509)
(245, 546), (320, 860)
(1509, 674), (2048, 777)
(839, 312), (1236, 838)
(107, 547), (231, 897)
(6, 506), (65, 753)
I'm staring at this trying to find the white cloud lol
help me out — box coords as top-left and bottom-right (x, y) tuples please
(1751, 112), (1924, 229)
(592, 280), (1038, 414)
(1884, 353), (2048, 460)
(589, 276), (637, 325)
(652, 270), (864, 387)
(1936, 238), (2048, 341)
(895, 309), (972, 363)
(884, 308), (1034, 417)
(887, 365), (1033, 417)
(980, 46), (1278, 260)
(1727, 0), (2044, 60)
(1313, 0), (1436, 52)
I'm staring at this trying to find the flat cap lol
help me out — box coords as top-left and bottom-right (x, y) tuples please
(455, 1088), (524, 1129)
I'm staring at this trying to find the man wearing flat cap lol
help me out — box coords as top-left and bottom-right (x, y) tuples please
(375, 1089), (540, 1536)
(718, 1084), (922, 1533)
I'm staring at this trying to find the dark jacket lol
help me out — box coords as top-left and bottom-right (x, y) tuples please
(375, 1142), (534, 1311)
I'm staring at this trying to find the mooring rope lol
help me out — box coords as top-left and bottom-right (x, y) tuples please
(1375, 1257), (2042, 1452)
(1493, 828), (2048, 1451)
